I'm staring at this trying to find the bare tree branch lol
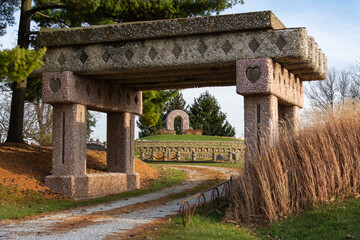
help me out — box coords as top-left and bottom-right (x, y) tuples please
(27, 4), (66, 16)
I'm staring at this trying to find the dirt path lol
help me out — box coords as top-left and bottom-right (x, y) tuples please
(0, 165), (241, 240)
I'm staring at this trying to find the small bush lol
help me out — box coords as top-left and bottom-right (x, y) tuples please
(225, 101), (360, 224)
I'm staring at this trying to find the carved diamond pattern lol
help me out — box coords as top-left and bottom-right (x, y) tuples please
(276, 35), (287, 50)
(101, 50), (111, 63)
(126, 93), (131, 105)
(148, 47), (157, 61)
(172, 44), (182, 59)
(197, 40), (207, 56)
(125, 49), (134, 61)
(134, 95), (139, 105)
(222, 40), (232, 55)
(249, 38), (260, 53)
(79, 50), (88, 64)
(57, 53), (66, 66)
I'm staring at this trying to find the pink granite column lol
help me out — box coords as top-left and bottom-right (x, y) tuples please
(278, 105), (300, 132)
(51, 104), (87, 176)
(107, 112), (135, 174)
(244, 95), (279, 160)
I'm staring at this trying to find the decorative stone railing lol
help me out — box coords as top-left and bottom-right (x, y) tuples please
(140, 151), (241, 162)
(137, 140), (244, 162)
(136, 145), (243, 154)
(135, 140), (243, 148)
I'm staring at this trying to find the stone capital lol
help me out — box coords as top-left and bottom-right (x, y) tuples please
(42, 71), (142, 114)
(236, 58), (303, 107)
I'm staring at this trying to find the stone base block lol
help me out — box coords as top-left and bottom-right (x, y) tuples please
(45, 173), (140, 199)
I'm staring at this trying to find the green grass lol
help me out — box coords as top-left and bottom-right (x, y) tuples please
(0, 166), (186, 220)
(138, 134), (242, 142)
(256, 197), (360, 240)
(151, 197), (360, 240)
(150, 211), (255, 240)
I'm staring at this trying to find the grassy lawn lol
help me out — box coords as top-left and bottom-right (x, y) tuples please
(150, 197), (360, 240)
(256, 197), (360, 240)
(149, 210), (255, 240)
(0, 166), (186, 220)
(138, 134), (242, 142)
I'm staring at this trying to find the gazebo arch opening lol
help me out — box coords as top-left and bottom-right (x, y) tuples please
(166, 110), (190, 134)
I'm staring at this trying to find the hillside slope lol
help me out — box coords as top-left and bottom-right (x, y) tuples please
(0, 143), (159, 198)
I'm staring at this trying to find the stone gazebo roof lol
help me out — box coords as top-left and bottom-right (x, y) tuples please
(36, 11), (327, 90)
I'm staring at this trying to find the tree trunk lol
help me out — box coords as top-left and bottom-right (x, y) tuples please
(6, 0), (32, 143)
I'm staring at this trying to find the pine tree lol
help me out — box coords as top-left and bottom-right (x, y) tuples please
(0, 0), (19, 37)
(189, 91), (235, 137)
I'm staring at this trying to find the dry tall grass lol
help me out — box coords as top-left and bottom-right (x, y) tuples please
(225, 101), (360, 224)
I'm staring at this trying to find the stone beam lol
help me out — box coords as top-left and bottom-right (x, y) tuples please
(38, 11), (285, 47)
(37, 28), (326, 85)
(42, 71), (142, 114)
(236, 58), (303, 107)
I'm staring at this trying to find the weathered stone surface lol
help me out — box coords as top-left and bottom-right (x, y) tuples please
(42, 71), (142, 114)
(36, 27), (326, 87)
(39, 11), (327, 198)
(236, 58), (303, 107)
(107, 112), (135, 174)
(38, 11), (285, 47)
(243, 95), (279, 160)
(51, 103), (87, 176)
(166, 110), (190, 132)
(45, 173), (139, 199)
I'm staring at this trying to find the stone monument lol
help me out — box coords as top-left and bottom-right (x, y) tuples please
(33, 11), (327, 198)
(166, 110), (190, 133)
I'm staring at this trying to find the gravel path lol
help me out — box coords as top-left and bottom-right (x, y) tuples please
(0, 165), (241, 240)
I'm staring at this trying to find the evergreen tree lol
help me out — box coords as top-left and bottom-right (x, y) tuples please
(189, 91), (235, 137)
(137, 89), (179, 138)
(139, 89), (178, 127)
(0, 0), (19, 37)
(86, 111), (96, 139)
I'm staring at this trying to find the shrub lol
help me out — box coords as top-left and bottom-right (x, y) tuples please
(225, 101), (360, 224)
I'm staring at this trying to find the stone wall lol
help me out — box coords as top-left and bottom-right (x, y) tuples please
(140, 151), (241, 162)
(136, 140), (244, 162)
(136, 145), (243, 154)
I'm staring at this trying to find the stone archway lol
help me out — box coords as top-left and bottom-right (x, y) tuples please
(166, 110), (190, 133)
(34, 11), (327, 198)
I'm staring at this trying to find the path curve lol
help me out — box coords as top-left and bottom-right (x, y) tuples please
(0, 165), (241, 240)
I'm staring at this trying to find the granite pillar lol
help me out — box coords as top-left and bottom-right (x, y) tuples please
(107, 112), (135, 174)
(279, 105), (300, 132)
(51, 103), (87, 176)
(244, 95), (279, 160)
(44, 103), (87, 197)
(237, 58), (304, 162)
(107, 112), (139, 190)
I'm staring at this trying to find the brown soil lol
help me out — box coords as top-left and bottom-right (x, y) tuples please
(0, 142), (159, 198)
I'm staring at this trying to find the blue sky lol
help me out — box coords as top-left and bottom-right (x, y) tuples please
(1, 0), (359, 140)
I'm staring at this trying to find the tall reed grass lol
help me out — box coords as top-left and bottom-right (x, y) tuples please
(225, 101), (360, 224)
